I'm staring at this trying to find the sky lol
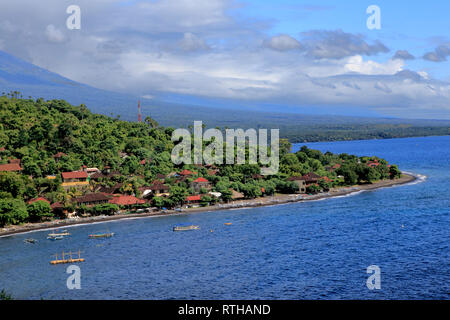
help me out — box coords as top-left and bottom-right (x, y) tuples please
(0, 0), (449, 119)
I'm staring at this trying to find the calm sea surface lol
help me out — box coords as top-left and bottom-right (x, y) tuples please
(0, 136), (449, 299)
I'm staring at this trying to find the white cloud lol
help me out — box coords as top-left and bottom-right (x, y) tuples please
(178, 33), (209, 51)
(0, 0), (449, 118)
(45, 24), (65, 43)
(344, 55), (403, 75)
(263, 34), (302, 51)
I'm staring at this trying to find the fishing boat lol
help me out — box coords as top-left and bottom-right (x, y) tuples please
(47, 235), (64, 240)
(48, 230), (70, 237)
(173, 225), (200, 231)
(89, 232), (114, 239)
(24, 238), (37, 244)
(224, 222), (232, 225)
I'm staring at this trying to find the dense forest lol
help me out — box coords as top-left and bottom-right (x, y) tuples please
(0, 94), (402, 227)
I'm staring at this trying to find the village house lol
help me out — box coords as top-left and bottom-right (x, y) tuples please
(96, 183), (123, 195)
(301, 172), (322, 185)
(90, 166), (121, 181)
(231, 189), (245, 200)
(81, 165), (100, 176)
(108, 195), (146, 208)
(140, 158), (152, 165)
(0, 162), (22, 172)
(61, 171), (89, 190)
(208, 192), (222, 200)
(287, 176), (307, 193)
(190, 177), (212, 193)
(367, 160), (380, 168)
(52, 152), (67, 162)
(207, 169), (219, 176)
(179, 169), (195, 177)
(185, 195), (202, 206)
(27, 197), (50, 205)
(139, 181), (170, 198)
(50, 202), (69, 218)
(73, 193), (112, 206)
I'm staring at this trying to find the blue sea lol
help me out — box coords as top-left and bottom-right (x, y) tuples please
(0, 136), (449, 300)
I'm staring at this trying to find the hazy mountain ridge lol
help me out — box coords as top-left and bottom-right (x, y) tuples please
(1, 49), (449, 142)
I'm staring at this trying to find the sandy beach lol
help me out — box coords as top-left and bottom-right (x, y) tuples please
(0, 173), (417, 237)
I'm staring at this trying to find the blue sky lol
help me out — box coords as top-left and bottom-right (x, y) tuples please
(240, 0), (450, 79)
(1, 0), (449, 119)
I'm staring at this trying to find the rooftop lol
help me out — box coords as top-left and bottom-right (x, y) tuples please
(0, 163), (22, 172)
(62, 171), (88, 179)
(109, 195), (146, 206)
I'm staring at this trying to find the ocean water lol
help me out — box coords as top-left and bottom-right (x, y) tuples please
(0, 136), (449, 300)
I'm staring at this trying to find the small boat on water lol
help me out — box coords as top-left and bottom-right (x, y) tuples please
(48, 230), (70, 237)
(89, 232), (114, 239)
(47, 235), (64, 240)
(173, 225), (200, 231)
(24, 238), (37, 244)
(224, 222), (232, 225)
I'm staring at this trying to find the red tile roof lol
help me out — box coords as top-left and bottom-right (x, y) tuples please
(50, 202), (63, 209)
(27, 197), (50, 204)
(207, 169), (218, 175)
(287, 176), (306, 181)
(179, 169), (193, 176)
(302, 172), (321, 182)
(53, 152), (67, 158)
(186, 195), (201, 202)
(109, 195), (146, 206)
(74, 193), (112, 204)
(140, 159), (152, 165)
(8, 159), (21, 164)
(62, 171), (88, 179)
(0, 163), (22, 172)
(193, 177), (209, 183)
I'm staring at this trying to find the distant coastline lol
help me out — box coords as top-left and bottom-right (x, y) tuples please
(0, 173), (417, 238)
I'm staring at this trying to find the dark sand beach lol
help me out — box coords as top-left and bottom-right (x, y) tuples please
(0, 173), (417, 237)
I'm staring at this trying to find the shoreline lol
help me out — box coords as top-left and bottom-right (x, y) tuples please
(0, 173), (418, 238)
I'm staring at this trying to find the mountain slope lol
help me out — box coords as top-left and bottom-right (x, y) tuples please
(1, 50), (450, 142)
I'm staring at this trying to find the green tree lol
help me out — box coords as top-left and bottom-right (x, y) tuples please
(0, 199), (28, 227)
(91, 203), (119, 216)
(26, 200), (53, 222)
(200, 195), (212, 207)
(0, 289), (13, 300)
(168, 185), (189, 207)
(306, 184), (321, 194)
(389, 165), (402, 179)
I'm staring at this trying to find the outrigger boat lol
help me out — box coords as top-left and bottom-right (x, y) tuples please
(89, 232), (114, 239)
(47, 229), (70, 240)
(48, 230), (71, 237)
(50, 250), (84, 265)
(47, 235), (64, 240)
(173, 225), (200, 231)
